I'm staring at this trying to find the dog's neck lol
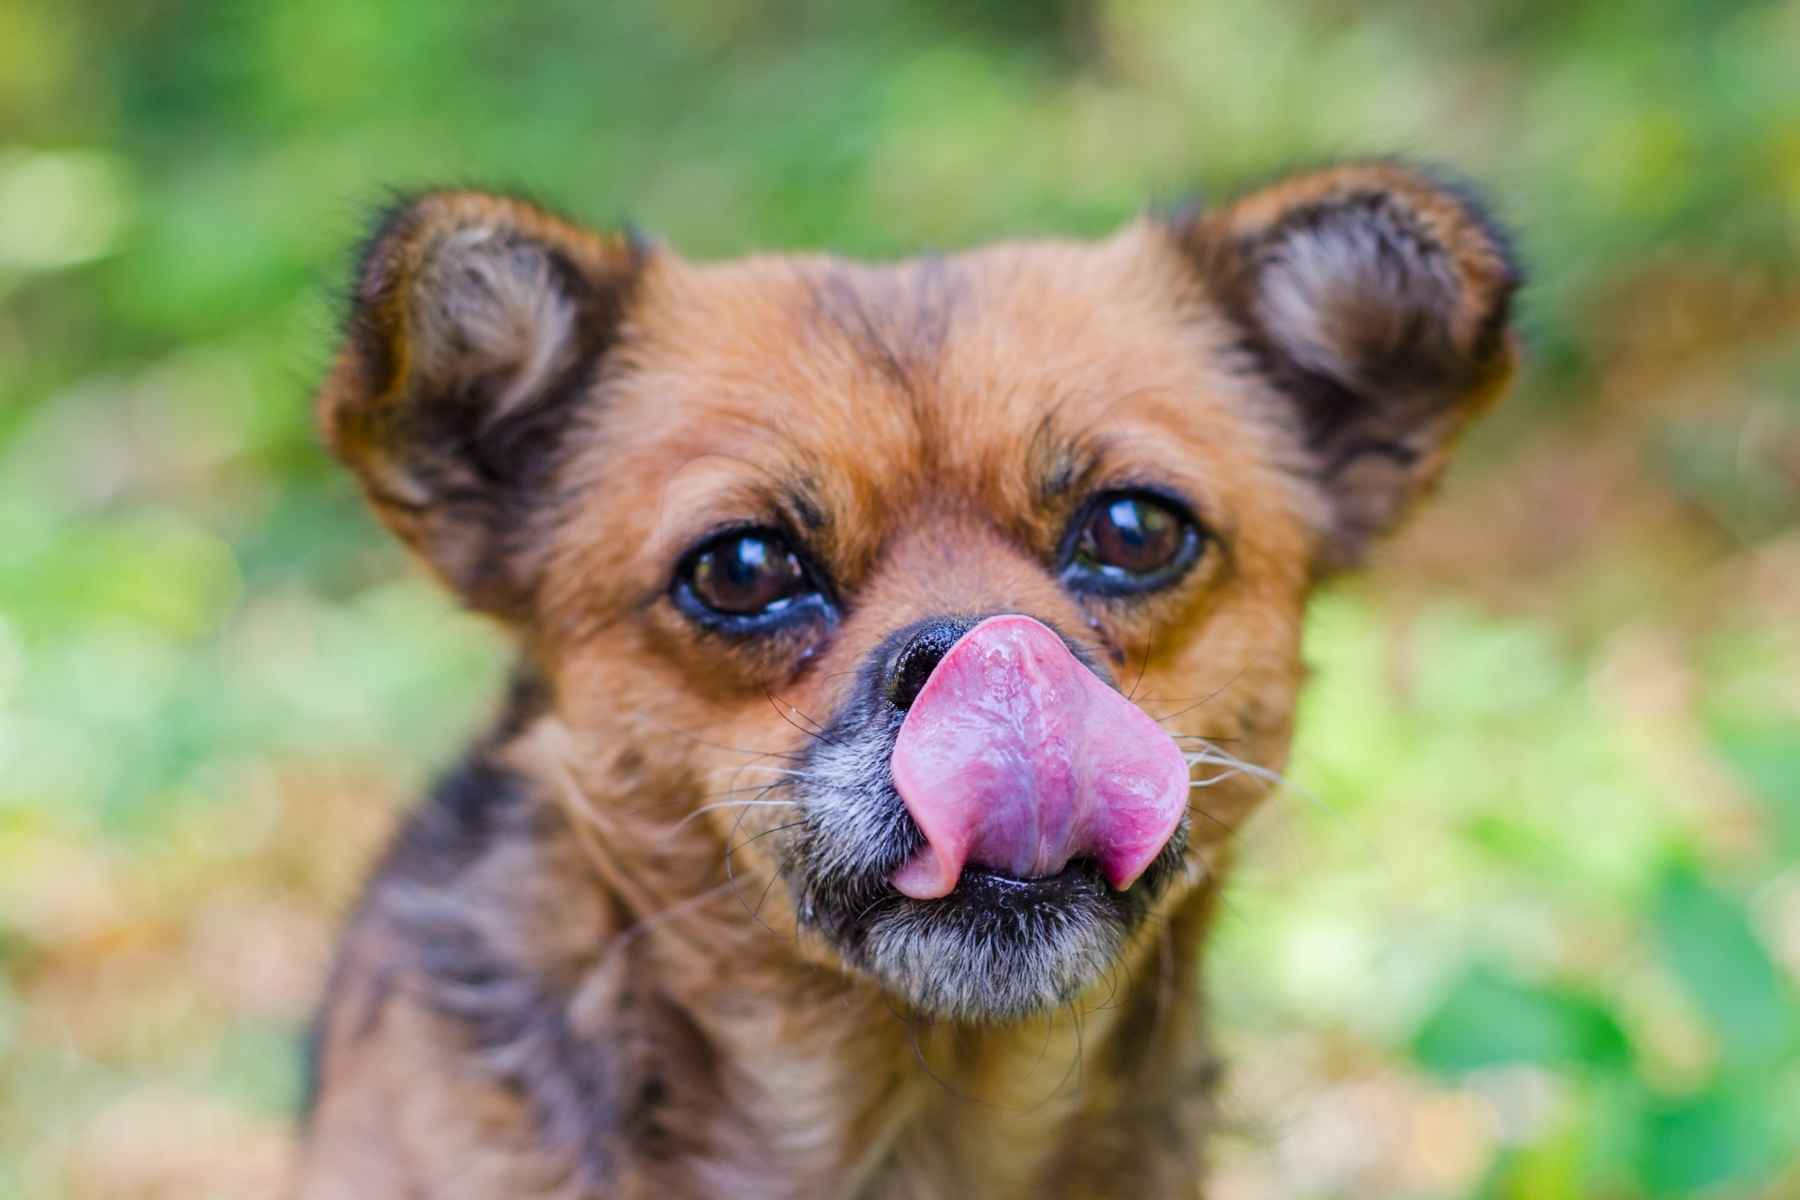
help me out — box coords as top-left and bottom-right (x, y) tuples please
(498, 723), (1222, 1198)
(603, 862), (1221, 1199)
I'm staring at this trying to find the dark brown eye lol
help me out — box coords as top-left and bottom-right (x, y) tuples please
(686, 532), (808, 616)
(1063, 492), (1203, 595)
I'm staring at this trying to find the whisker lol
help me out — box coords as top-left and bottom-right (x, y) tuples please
(1027, 1005), (1058, 1074)
(774, 691), (836, 737)
(902, 1012), (988, 1106)
(1014, 1006), (1080, 1115)
(849, 891), (895, 928)
(691, 757), (815, 811)
(1181, 739), (1326, 808)
(751, 860), (788, 933)
(593, 877), (742, 977)
(703, 762), (812, 781)
(666, 797), (802, 837)
(640, 720), (808, 763)
(1155, 915), (1175, 1051)
(1181, 743), (1288, 790)
(696, 762), (813, 802)
(1084, 956), (1126, 1017)
(1186, 803), (1233, 834)
(723, 801), (778, 938)
(691, 779), (801, 804)
(1019, 1000), (1081, 1108)
(763, 689), (841, 747)
(732, 819), (807, 852)
(1126, 640), (1152, 703)
(724, 816), (808, 940)
(1071, 1000), (1087, 1097)
(1147, 662), (1253, 725)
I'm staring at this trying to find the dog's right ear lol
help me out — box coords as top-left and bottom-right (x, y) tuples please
(318, 191), (647, 618)
(1166, 164), (1520, 575)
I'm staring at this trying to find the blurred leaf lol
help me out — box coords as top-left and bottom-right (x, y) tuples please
(1635, 1082), (1776, 1198)
(1707, 717), (1800, 853)
(1413, 964), (1633, 1075)
(1475, 1130), (1584, 1200)
(1650, 860), (1795, 1065)
(0, 148), (132, 271)
(0, 508), (241, 641)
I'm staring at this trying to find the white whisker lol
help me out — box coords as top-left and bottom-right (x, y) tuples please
(1177, 737), (1325, 807)
(704, 762), (812, 781)
(1179, 741), (1290, 790)
(667, 797), (803, 837)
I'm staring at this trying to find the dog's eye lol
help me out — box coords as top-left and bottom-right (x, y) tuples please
(684, 531), (809, 616)
(1062, 492), (1203, 595)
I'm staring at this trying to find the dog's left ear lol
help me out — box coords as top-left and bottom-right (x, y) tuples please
(318, 192), (648, 618)
(1170, 163), (1521, 573)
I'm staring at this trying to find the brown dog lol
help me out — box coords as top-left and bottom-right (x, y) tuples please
(299, 162), (1518, 1198)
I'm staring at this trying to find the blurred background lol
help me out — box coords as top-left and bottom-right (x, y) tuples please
(2, 1), (1797, 1196)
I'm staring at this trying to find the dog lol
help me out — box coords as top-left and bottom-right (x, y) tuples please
(297, 161), (1518, 1198)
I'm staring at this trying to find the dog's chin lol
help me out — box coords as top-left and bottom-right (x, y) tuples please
(795, 837), (1186, 1024)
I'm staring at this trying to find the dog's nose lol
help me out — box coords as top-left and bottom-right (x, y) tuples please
(885, 617), (976, 710)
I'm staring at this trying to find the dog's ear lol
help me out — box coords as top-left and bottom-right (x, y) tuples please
(1172, 163), (1521, 573)
(319, 191), (647, 617)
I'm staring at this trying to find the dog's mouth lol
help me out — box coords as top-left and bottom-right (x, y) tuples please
(788, 815), (1187, 1023)
(956, 858), (1111, 903)
(778, 614), (1192, 1022)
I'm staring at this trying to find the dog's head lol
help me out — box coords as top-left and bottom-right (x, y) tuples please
(320, 165), (1517, 1021)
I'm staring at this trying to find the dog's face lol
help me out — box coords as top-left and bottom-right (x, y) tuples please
(320, 167), (1517, 1021)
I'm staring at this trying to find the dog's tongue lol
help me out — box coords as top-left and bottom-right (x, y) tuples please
(889, 615), (1189, 900)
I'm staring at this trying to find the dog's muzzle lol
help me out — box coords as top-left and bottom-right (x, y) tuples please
(885, 614), (1190, 900)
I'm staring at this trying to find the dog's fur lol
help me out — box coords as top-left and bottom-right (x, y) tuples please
(298, 163), (1518, 1198)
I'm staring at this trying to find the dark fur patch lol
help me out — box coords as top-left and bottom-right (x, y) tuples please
(405, 883), (620, 1185)
(801, 259), (965, 398)
(808, 268), (909, 389)
(300, 754), (533, 1125)
(308, 748), (720, 1188)
(906, 255), (962, 371)
(307, 714), (736, 1187)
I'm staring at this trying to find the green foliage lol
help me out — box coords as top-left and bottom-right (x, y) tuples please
(1636, 1084), (1777, 1198)
(1414, 966), (1633, 1075)
(1652, 860), (1794, 1066)
(1709, 719), (1800, 854)
(1405, 860), (1797, 1196)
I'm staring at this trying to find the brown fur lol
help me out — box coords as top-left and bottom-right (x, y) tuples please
(300, 163), (1519, 1198)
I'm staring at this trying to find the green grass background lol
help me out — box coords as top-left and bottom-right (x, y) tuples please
(2, 1), (1798, 1196)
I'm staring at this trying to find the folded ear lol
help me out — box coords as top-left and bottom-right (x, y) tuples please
(1172, 163), (1521, 573)
(318, 191), (647, 617)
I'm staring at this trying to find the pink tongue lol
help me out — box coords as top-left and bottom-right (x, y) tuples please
(889, 615), (1190, 900)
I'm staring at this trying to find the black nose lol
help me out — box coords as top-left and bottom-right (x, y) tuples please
(885, 617), (976, 710)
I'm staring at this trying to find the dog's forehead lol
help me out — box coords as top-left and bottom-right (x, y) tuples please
(606, 230), (1261, 508)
